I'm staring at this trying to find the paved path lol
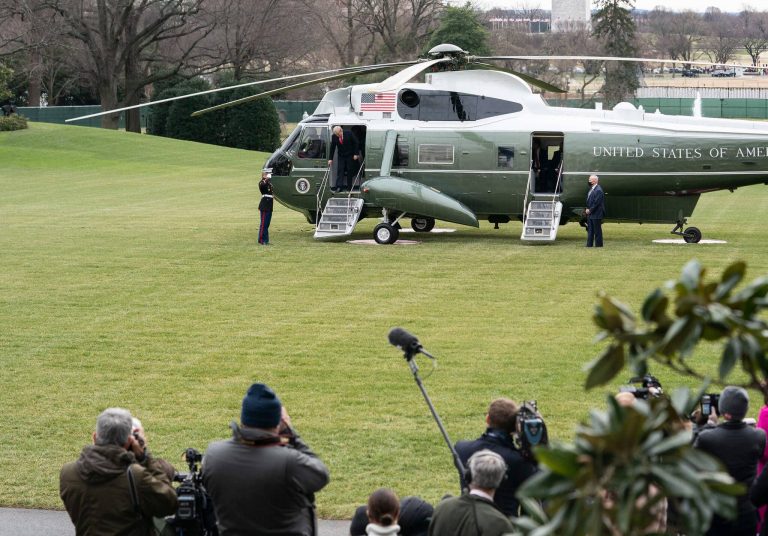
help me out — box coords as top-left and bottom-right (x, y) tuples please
(0, 508), (350, 536)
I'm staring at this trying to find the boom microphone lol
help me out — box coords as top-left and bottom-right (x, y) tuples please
(388, 327), (434, 359)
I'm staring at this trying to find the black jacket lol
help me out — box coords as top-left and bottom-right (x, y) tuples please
(695, 420), (766, 535)
(455, 428), (538, 516)
(258, 178), (273, 211)
(328, 129), (360, 160)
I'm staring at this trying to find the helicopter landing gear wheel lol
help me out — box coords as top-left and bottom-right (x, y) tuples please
(683, 226), (702, 244)
(411, 217), (435, 233)
(374, 222), (399, 244)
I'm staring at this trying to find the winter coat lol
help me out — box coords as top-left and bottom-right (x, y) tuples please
(427, 494), (513, 536)
(60, 444), (178, 536)
(202, 423), (330, 536)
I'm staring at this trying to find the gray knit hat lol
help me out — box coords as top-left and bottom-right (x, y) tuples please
(719, 386), (749, 421)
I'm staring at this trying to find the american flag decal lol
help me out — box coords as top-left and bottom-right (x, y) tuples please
(360, 92), (396, 112)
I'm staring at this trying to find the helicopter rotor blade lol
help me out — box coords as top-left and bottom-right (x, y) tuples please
(473, 55), (748, 69)
(65, 60), (418, 124)
(373, 57), (453, 92)
(471, 62), (566, 93)
(190, 64), (396, 117)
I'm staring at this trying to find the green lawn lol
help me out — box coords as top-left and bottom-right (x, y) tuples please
(1, 123), (767, 517)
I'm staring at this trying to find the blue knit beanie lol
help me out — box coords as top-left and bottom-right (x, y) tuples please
(241, 383), (282, 428)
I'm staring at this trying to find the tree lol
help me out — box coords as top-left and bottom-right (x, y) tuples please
(512, 393), (740, 535)
(355, 0), (443, 60)
(740, 9), (768, 67)
(701, 9), (740, 64)
(220, 88), (280, 151)
(584, 259), (768, 396)
(0, 62), (12, 101)
(47, 0), (216, 130)
(211, 0), (313, 82)
(648, 10), (703, 64)
(426, 3), (490, 56)
(592, 0), (639, 107)
(301, 0), (376, 67)
(508, 259), (767, 534)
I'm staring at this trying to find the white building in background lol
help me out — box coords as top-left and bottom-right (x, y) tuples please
(551, 0), (591, 32)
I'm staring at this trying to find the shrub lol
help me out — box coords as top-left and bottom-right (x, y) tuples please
(0, 114), (28, 131)
(220, 88), (280, 152)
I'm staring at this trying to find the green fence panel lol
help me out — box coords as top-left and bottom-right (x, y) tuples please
(17, 98), (768, 127)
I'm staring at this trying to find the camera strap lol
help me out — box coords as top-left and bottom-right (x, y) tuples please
(126, 464), (142, 519)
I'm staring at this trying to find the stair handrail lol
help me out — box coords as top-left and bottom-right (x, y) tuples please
(549, 162), (564, 227)
(522, 166), (535, 223)
(316, 166), (332, 233)
(347, 157), (366, 199)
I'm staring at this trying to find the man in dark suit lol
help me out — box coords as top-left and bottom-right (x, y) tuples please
(454, 398), (538, 517)
(328, 125), (359, 191)
(585, 174), (605, 247)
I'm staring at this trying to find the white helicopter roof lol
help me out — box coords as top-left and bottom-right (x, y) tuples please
(313, 65), (768, 139)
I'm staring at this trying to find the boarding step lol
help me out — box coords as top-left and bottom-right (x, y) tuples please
(315, 196), (365, 239)
(521, 198), (562, 242)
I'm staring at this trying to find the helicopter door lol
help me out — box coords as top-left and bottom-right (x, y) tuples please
(531, 134), (564, 194)
(328, 125), (367, 190)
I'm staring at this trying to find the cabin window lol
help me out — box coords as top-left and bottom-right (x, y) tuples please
(497, 146), (514, 168)
(394, 136), (409, 167)
(397, 89), (523, 121)
(296, 127), (327, 159)
(418, 144), (454, 164)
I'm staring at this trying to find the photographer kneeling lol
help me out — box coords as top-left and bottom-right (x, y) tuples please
(454, 398), (538, 517)
(203, 383), (330, 536)
(60, 407), (178, 535)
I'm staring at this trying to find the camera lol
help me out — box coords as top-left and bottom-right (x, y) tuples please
(515, 401), (548, 461)
(619, 374), (663, 400)
(165, 448), (218, 536)
(701, 393), (720, 416)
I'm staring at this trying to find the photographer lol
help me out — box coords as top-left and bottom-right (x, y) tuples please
(454, 398), (538, 517)
(694, 386), (766, 536)
(60, 407), (178, 535)
(202, 383), (330, 535)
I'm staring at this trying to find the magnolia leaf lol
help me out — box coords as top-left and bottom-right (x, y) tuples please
(584, 344), (625, 390)
(679, 322), (703, 358)
(646, 430), (693, 456)
(714, 262), (746, 300)
(719, 338), (741, 380)
(641, 288), (668, 324)
(660, 317), (694, 355)
(650, 465), (699, 498)
(534, 448), (580, 478)
(680, 259), (703, 292)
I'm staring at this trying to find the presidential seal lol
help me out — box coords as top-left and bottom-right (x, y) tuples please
(295, 178), (311, 194)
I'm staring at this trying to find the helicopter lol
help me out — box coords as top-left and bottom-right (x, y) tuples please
(69, 44), (768, 244)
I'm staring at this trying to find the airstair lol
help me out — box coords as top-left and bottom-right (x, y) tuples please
(520, 165), (563, 242)
(314, 196), (365, 238)
(314, 129), (398, 240)
(314, 160), (366, 239)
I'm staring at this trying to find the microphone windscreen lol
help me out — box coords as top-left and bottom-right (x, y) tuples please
(388, 327), (420, 349)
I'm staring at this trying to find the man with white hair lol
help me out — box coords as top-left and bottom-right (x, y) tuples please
(60, 407), (177, 535)
(428, 449), (514, 536)
(327, 125), (360, 191)
(585, 174), (605, 247)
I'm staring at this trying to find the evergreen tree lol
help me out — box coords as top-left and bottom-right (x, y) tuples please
(592, 0), (639, 107)
(427, 3), (491, 56)
(0, 63), (13, 102)
(220, 87), (280, 152)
